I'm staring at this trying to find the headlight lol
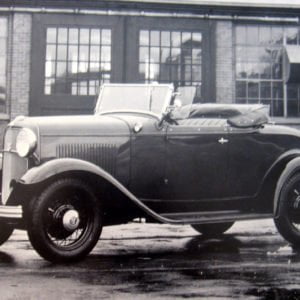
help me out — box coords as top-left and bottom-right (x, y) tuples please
(16, 128), (37, 157)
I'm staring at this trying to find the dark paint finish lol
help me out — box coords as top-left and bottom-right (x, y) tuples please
(4, 101), (300, 224)
(227, 125), (300, 200)
(165, 124), (228, 202)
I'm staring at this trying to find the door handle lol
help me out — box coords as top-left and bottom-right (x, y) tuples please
(218, 137), (229, 144)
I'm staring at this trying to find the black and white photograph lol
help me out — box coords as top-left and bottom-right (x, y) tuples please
(2, 0), (300, 298)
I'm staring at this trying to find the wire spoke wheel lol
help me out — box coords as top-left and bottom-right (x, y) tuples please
(275, 173), (300, 245)
(44, 190), (92, 249)
(286, 184), (300, 231)
(27, 178), (102, 262)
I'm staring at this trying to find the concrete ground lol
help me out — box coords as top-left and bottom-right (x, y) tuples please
(0, 219), (299, 299)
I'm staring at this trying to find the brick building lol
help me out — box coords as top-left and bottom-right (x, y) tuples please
(1, 0), (300, 125)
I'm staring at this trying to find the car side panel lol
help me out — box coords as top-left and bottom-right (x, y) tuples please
(129, 118), (167, 200)
(165, 121), (229, 201)
(227, 126), (300, 201)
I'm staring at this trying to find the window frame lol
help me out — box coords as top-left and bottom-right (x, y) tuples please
(30, 14), (124, 116)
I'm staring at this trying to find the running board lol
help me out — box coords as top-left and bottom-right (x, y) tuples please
(160, 211), (273, 225)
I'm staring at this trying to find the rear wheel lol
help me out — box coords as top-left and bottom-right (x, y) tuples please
(27, 178), (102, 263)
(0, 221), (13, 245)
(275, 173), (300, 245)
(191, 222), (234, 237)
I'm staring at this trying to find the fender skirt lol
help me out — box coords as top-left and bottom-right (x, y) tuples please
(20, 158), (181, 225)
(274, 157), (300, 217)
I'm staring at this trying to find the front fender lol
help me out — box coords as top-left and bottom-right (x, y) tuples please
(20, 158), (178, 225)
(21, 158), (115, 185)
(274, 157), (300, 217)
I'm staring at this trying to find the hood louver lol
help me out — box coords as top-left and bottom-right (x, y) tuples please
(57, 143), (117, 175)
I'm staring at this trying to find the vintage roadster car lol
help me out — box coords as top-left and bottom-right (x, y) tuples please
(1, 83), (300, 262)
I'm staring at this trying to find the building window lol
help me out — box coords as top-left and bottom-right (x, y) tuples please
(139, 30), (202, 102)
(0, 17), (7, 110)
(44, 27), (112, 96)
(235, 24), (300, 117)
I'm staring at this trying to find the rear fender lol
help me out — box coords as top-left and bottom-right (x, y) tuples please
(274, 156), (300, 217)
(20, 158), (174, 224)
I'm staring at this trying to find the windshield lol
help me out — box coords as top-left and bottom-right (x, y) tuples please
(95, 84), (173, 116)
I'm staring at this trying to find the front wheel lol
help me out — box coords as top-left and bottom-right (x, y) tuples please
(27, 178), (103, 263)
(0, 221), (13, 246)
(275, 173), (300, 245)
(191, 222), (234, 237)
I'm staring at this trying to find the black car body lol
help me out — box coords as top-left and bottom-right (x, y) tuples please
(1, 83), (300, 262)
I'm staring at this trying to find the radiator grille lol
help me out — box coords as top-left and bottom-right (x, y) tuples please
(57, 143), (117, 175)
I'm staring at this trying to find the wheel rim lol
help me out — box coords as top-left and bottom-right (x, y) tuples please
(287, 183), (300, 231)
(42, 187), (94, 250)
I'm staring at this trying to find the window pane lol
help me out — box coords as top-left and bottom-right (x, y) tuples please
(150, 31), (160, 47)
(236, 63), (247, 79)
(182, 32), (192, 44)
(161, 32), (170, 47)
(46, 45), (56, 61)
(0, 19), (7, 37)
(58, 28), (68, 44)
(248, 81), (259, 98)
(171, 48), (181, 63)
(171, 32), (181, 47)
(140, 30), (149, 46)
(259, 27), (271, 45)
(101, 30), (111, 45)
(57, 62), (67, 77)
(286, 27), (298, 45)
(47, 28), (57, 43)
(139, 47), (149, 62)
(45, 61), (55, 77)
(161, 48), (170, 64)
(272, 100), (283, 116)
(261, 81), (271, 98)
(57, 45), (67, 60)
(69, 28), (79, 44)
(91, 29), (100, 44)
(90, 46), (100, 61)
(271, 27), (283, 45)
(192, 49), (201, 64)
(80, 29), (89, 44)
(68, 45), (78, 61)
(101, 46), (111, 62)
(236, 81), (247, 98)
(247, 27), (259, 45)
(79, 45), (89, 61)
(273, 82), (283, 99)
(259, 63), (271, 79)
(272, 63), (282, 79)
(236, 26), (246, 44)
(192, 32), (202, 44)
(192, 65), (201, 82)
(150, 47), (160, 63)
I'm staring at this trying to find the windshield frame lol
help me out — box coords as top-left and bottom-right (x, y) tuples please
(94, 83), (174, 118)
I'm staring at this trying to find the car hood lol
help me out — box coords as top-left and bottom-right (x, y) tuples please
(9, 115), (131, 136)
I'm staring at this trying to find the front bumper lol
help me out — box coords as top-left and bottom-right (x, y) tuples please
(0, 205), (22, 219)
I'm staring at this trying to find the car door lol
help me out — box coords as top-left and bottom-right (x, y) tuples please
(165, 118), (229, 212)
(130, 117), (167, 202)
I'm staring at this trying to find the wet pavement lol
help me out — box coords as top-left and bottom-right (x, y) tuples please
(0, 220), (300, 299)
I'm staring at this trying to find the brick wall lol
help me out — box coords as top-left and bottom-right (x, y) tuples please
(215, 21), (234, 104)
(10, 13), (31, 119)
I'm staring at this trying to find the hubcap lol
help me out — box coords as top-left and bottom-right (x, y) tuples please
(62, 210), (80, 231)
